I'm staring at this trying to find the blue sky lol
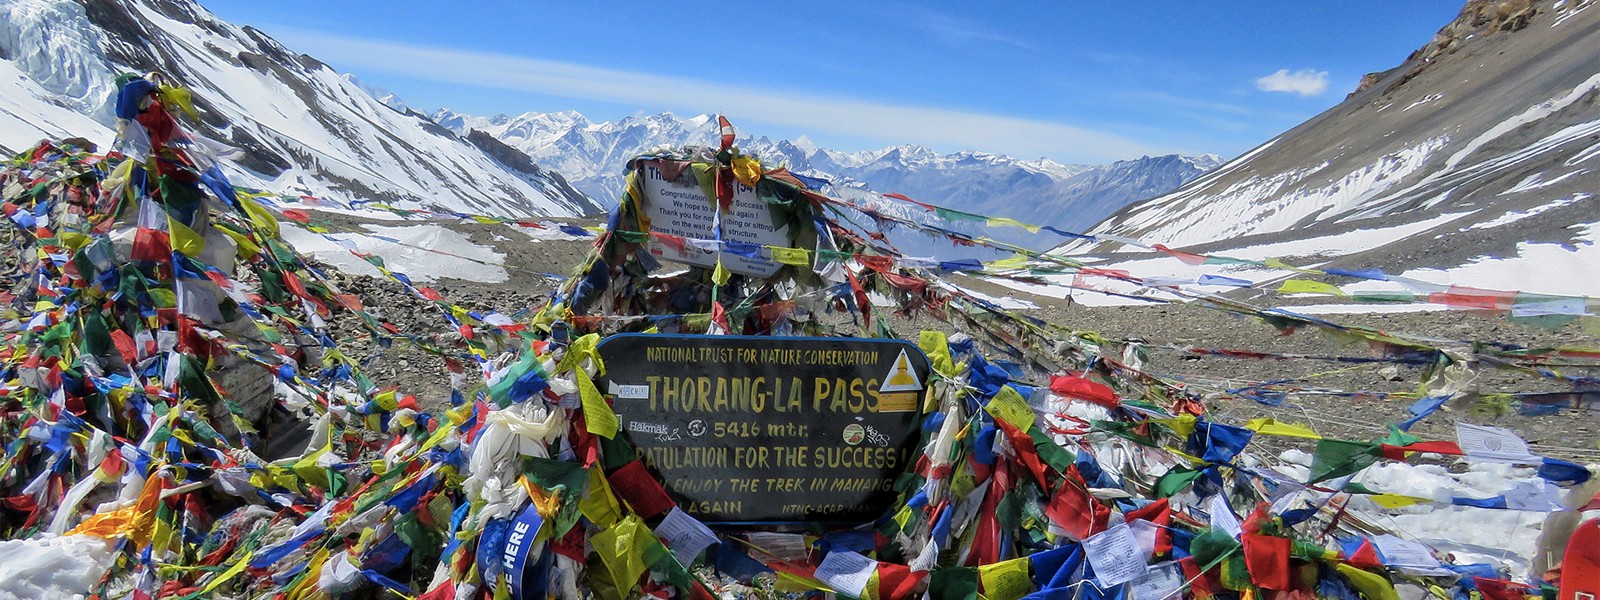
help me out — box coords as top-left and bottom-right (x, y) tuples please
(202, 1), (1464, 164)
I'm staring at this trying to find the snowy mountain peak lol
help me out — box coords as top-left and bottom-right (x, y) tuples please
(0, 0), (600, 217)
(433, 109), (1221, 250)
(340, 73), (411, 114)
(789, 134), (819, 154)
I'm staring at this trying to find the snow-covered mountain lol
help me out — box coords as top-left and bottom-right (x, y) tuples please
(0, 0), (601, 218)
(1067, 0), (1599, 276)
(432, 109), (1221, 236)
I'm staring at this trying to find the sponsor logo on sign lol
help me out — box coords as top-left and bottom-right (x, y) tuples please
(843, 424), (866, 446)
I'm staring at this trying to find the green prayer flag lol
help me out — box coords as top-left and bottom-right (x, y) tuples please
(1156, 466), (1204, 498)
(929, 566), (979, 600)
(1190, 527), (1241, 571)
(1380, 425), (1420, 448)
(521, 457), (590, 539)
(1027, 427), (1075, 474)
(1309, 439), (1381, 483)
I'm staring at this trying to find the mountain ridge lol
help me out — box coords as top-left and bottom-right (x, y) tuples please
(1067, 0), (1599, 278)
(0, 0), (602, 218)
(432, 107), (1222, 237)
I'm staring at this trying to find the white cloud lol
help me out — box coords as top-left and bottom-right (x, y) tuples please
(271, 28), (1165, 163)
(1255, 68), (1329, 97)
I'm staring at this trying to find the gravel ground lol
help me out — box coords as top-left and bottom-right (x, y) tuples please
(297, 211), (1600, 465)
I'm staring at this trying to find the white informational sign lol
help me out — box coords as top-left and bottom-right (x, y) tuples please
(637, 161), (789, 277)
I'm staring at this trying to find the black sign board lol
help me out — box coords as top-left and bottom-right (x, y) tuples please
(596, 334), (931, 524)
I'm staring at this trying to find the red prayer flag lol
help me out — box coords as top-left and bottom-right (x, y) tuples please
(1242, 533), (1292, 590)
(1344, 538), (1384, 571)
(1562, 519), (1600, 599)
(1380, 440), (1464, 460)
(418, 581), (454, 600)
(1428, 285), (1516, 311)
(131, 198), (170, 262)
(1049, 374), (1119, 408)
(1153, 244), (1207, 266)
(1474, 577), (1531, 600)
(994, 419), (1049, 490)
(1124, 499), (1173, 556)
(877, 563), (927, 600)
(1046, 467), (1109, 541)
(607, 460), (676, 519)
(717, 116), (736, 151)
(1179, 556), (1222, 600)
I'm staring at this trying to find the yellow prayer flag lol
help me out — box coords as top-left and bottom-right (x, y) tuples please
(987, 217), (1041, 234)
(1151, 414), (1197, 438)
(1245, 418), (1322, 439)
(578, 367), (618, 439)
(776, 571), (834, 594)
(216, 225), (261, 260)
(199, 551), (255, 594)
(1367, 494), (1432, 509)
(238, 196), (279, 239)
(579, 466), (622, 528)
(556, 333), (604, 375)
(60, 232), (90, 250)
(1263, 257), (1316, 272)
(157, 85), (198, 119)
(919, 330), (956, 378)
(984, 386), (1036, 430)
(1277, 279), (1344, 296)
(1334, 564), (1400, 600)
(291, 426), (333, 491)
(986, 254), (1029, 270)
(286, 549), (329, 600)
(770, 246), (812, 266)
(712, 258), (732, 285)
(731, 155), (764, 187)
(979, 557), (1033, 600)
(590, 515), (653, 596)
(167, 215), (206, 258)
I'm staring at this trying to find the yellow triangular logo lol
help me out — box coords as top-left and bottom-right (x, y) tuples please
(880, 349), (923, 392)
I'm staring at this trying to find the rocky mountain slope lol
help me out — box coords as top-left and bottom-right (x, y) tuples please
(432, 109), (1221, 236)
(0, 0), (601, 217)
(1067, 0), (1599, 278)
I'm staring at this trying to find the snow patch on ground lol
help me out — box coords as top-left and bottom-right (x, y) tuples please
(1498, 171), (1586, 196)
(0, 535), (117, 600)
(1402, 93), (1444, 112)
(509, 222), (590, 241)
(1349, 462), (1553, 571)
(1467, 193), (1589, 230)
(1443, 72), (1600, 172)
(1223, 211), (1473, 260)
(1107, 137), (1447, 248)
(272, 200), (407, 222)
(942, 281), (1038, 310)
(1003, 214), (1483, 308)
(1346, 224), (1600, 298)
(280, 223), (508, 284)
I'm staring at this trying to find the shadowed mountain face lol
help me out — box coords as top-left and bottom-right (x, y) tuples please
(1067, 0), (1600, 275)
(0, 0), (601, 217)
